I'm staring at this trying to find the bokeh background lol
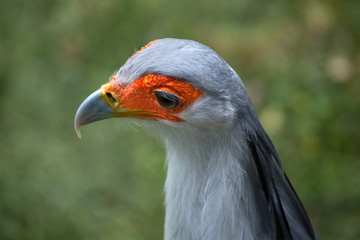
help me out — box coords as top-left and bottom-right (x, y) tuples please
(1, 0), (359, 239)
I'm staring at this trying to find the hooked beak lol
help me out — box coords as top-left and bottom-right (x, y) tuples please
(74, 89), (117, 138)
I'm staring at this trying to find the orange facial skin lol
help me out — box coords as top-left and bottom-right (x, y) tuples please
(101, 74), (203, 122)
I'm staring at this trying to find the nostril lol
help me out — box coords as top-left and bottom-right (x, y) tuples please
(106, 92), (117, 104)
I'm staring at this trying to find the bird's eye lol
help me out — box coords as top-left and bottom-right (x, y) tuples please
(154, 91), (181, 109)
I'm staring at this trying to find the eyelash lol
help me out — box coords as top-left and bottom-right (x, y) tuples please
(153, 91), (182, 109)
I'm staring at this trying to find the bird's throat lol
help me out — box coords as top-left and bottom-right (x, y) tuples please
(163, 129), (261, 240)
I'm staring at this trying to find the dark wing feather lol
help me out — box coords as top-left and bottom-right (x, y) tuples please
(247, 126), (319, 240)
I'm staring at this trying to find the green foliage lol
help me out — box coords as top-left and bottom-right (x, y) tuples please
(0, 0), (359, 239)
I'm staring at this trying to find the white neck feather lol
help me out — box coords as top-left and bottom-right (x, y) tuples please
(162, 127), (264, 240)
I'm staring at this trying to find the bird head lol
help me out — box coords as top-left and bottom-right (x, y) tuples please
(74, 39), (319, 239)
(75, 39), (253, 138)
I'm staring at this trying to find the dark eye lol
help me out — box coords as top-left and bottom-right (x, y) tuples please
(154, 91), (181, 109)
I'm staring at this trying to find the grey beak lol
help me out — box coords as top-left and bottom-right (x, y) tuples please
(74, 89), (115, 138)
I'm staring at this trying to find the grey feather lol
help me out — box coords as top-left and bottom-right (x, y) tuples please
(114, 38), (319, 240)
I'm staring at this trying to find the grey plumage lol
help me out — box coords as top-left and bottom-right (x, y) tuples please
(76, 38), (319, 239)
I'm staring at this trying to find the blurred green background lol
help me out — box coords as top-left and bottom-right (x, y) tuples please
(0, 0), (359, 239)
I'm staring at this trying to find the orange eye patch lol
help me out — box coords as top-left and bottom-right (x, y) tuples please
(101, 74), (203, 122)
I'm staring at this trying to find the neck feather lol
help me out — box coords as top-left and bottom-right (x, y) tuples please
(162, 125), (265, 240)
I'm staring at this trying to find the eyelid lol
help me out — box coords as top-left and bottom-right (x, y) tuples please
(154, 90), (181, 101)
(153, 90), (182, 101)
(153, 87), (184, 101)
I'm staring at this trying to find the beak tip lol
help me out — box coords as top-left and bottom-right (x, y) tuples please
(75, 126), (82, 139)
(74, 118), (82, 139)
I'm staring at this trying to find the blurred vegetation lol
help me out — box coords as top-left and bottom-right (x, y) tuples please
(0, 0), (359, 239)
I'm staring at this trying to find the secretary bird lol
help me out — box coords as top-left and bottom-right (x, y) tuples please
(74, 38), (318, 240)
